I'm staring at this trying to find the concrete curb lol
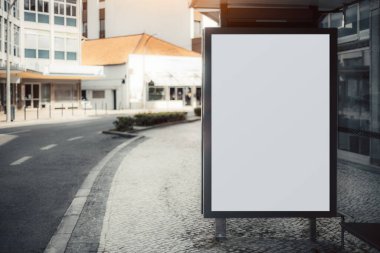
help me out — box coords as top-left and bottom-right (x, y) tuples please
(43, 136), (144, 253)
(103, 117), (201, 137)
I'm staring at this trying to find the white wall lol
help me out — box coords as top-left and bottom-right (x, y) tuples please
(104, 0), (191, 50)
(87, 0), (100, 39)
(82, 64), (127, 109)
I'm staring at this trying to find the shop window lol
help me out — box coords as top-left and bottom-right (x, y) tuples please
(55, 84), (78, 101)
(148, 87), (165, 101)
(170, 87), (183, 100)
(93, 90), (105, 99)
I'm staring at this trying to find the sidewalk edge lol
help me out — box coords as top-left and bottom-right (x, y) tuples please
(43, 135), (144, 253)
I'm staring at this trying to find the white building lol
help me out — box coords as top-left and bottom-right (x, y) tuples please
(81, 34), (201, 110)
(0, 0), (102, 112)
(83, 0), (192, 50)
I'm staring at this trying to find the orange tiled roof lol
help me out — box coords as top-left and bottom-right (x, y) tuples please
(82, 33), (200, 66)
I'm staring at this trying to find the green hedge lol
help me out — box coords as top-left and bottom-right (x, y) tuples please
(134, 112), (187, 126)
(113, 116), (135, 131)
(194, 107), (201, 117)
(113, 112), (187, 131)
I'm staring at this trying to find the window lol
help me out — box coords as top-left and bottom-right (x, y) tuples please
(25, 33), (50, 59)
(340, 4), (358, 37)
(55, 84), (78, 101)
(148, 87), (165, 101)
(330, 12), (343, 28)
(38, 34), (50, 58)
(99, 8), (105, 38)
(359, 0), (369, 31)
(54, 0), (64, 25)
(54, 37), (65, 59)
(66, 0), (77, 27)
(170, 87), (183, 100)
(25, 0), (49, 23)
(93, 90), (105, 99)
(14, 25), (20, 57)
(66, 38), (77, 60)
(4, 19), (8, 53)
(24, 0), (36, 21)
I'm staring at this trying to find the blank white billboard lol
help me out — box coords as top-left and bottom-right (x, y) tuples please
(203, 29), (337, 217)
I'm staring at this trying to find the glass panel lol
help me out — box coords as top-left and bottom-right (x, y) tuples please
(66, 17), (76, 26)
(25, 48), (36, 58)
(66, 38), (77, 51)
(72, 6), (76, 16)
(43, 1), (48, 12)
(38, 13), (49, 23)
(148, 87), (165, 101)
(54, 2), (58, 13)
(340, 5), (358, 37)
(25, 0), (30, 10)
(24, 11), (36, 22)
(31, 0), (35, 10)
(33, 85), (39, 99)
(66, 5), (70, 15)
(177, 88), (183, 100)
(54, 51), (65, 59)
(38, 0), (42, 12)
(38, 34), (50, 49)
(66, 52), (77, 60)
(93, 90), (105, 99)
(331, 12), (343, 28)
(25, 84), (32, 99)
(360, 0), (369, 31)
(54, 16), (64, 25)
(41, 84), (50, 102)
(38, 49), (49, 59)
(170, 88), (175, 100)
(54, 37), (64, 50)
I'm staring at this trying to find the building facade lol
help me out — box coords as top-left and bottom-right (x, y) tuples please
(0, 0), (102, 115)
(81, 34), (201, 110)
(321, 0), (380, 166)
(83, 0), (192, 50)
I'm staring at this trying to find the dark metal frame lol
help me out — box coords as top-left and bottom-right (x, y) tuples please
(202, 27), (338, 218)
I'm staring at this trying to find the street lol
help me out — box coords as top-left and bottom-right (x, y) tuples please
(0, 117), (125, 253)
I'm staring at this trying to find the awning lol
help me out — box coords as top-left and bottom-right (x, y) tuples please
(0, 64), (104, 80)
(190, 0), (355, 11)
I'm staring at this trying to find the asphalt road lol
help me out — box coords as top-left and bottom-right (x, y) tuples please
(0, 116), (126, 253)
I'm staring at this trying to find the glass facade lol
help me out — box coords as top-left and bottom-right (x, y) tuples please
(322, 0), (380, 166)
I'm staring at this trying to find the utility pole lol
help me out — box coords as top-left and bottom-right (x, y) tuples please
(6, 0), (17, 122)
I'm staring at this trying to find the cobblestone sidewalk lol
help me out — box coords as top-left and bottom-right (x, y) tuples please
(95, 121), (379, 253)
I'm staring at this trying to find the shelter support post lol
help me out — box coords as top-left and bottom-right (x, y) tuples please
(215, 218), (226, 241)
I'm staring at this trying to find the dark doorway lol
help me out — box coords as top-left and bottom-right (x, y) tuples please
(113, 90), (117, 110)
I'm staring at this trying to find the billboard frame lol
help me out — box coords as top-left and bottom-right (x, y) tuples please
(202, 27), (337, 218)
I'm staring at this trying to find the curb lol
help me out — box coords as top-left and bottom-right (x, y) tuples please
(104, 117), (201, 137)
(43, 135), (144, 253)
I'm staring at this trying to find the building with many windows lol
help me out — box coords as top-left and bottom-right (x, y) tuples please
(320, 0), (380, 166)
(0, 0), (101, 114)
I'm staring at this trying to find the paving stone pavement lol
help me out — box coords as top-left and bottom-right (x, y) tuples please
(83, 121), (379, 253)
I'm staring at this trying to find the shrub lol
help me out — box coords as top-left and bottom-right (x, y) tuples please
(194, 107), (201, 117)
(113, 116), (135, 131)
(134, 112), (187, 126)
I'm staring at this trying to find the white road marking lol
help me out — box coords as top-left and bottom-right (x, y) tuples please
(40, 144), (57, 150)
(67, 136), (83, 141)
(10, 156), (32, 166)
(3, 130), (30, 135)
